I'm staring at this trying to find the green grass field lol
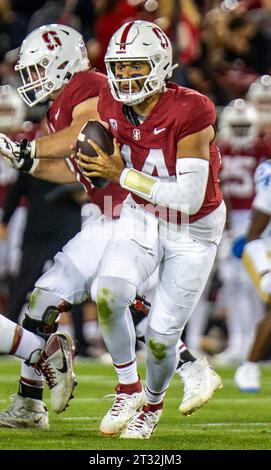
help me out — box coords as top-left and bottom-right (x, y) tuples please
(0, 356), (271, 450)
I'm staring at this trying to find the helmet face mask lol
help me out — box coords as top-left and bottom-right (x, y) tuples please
(218, 99), (259, 146)
(106, 58), (160, 105)
(0, 85), (25, 131)
(15, 24), (89, 107)
(247, 75), (271, 125)
(105, 21), (177, 106)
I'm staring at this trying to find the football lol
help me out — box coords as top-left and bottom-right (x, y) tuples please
(75, 120), (114, 188)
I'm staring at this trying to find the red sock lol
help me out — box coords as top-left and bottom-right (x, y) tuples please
(115, 379), (142, 395)
(143, 402), (163, 412)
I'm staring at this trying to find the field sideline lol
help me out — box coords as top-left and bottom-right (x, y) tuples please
(0, 356), (271, 450)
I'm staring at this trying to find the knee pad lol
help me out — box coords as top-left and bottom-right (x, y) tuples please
(24, 288), (72, 339)
(97, 276), (136, 307)
(23, 311), (58, 339)
(145, 325), (179, 361)
(96, 276), (136, 327)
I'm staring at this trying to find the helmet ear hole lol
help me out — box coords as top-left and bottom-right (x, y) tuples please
(57, 61), (69, 70)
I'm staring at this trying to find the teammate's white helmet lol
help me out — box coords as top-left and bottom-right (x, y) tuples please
(15, 24), (89, 107)
(105, 20), (177, 106)
(218, 99), (259, 146)
(247, 75), (271, 124)
(0, 85), (25, 131)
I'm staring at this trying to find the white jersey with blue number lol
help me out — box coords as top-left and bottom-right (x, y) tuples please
(253, 159), (271, 246)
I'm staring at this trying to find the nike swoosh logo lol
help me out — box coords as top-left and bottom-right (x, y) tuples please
(178, 171), (195, 176)
(153, 127), (166, 135)
(56, 344), (68, 373)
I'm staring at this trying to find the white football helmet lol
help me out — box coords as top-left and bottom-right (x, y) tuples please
(105, 20), (177, 106)
(15, 24), (89, 107)
(247, 75), (271, 125)
(0, 85), (25, 132)
(218, 99), (259, 146)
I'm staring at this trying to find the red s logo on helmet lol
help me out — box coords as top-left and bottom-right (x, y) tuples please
(42, 31), (62, 51)
(152, 27), (169, 49)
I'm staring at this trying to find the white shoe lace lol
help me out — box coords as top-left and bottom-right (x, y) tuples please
(104, 393), (140, 417)
(126, 410), (159, 436)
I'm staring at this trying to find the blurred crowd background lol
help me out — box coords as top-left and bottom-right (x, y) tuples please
(1, 0), (271, 365)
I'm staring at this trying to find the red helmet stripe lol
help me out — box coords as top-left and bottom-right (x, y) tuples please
(119, 21), (135, 50)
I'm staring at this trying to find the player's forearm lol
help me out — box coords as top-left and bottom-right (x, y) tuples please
(32, 159), (77, 183)
(120, 158), (209, 215)
(35, 125), (83, 159)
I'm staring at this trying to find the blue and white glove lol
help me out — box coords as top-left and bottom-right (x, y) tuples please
(0, 133), (37, 173)
(231, 235), (247, 258)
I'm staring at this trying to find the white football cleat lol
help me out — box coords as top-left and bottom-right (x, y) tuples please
(0, 394), (49, 429)
(100, 389), (145, 436)
(178, 358), (223, 416)
(35, 332), (77, 414)
(234, 362), (260, 392)
(212, 348), (244, 366)
(120, 406), (162, 439)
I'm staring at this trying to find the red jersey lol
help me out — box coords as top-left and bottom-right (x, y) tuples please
(98, 83), (222, 223)
(46, 70), (128, 216)
(219, 139), (271, 210)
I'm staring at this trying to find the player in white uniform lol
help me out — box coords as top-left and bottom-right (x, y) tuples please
(234, 159), (271, 391)
(0, 24), (220, 429)
(77, 20), (226, 439)
(212, 99), (268, 364)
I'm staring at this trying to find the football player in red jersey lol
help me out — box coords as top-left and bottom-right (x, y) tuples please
(0, 24), (115, 427)
(247, 75), (271, 142)
(77, 20), (226, 439)
(0, 24), (219, 429)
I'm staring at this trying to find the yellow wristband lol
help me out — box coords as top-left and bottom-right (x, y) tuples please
(120, 168), (158, 199)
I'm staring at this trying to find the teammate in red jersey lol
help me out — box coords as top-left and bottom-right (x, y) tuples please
(0, 23), (219, 429)
(0, 24), (112, 427)
(77, 20), (226, 439)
